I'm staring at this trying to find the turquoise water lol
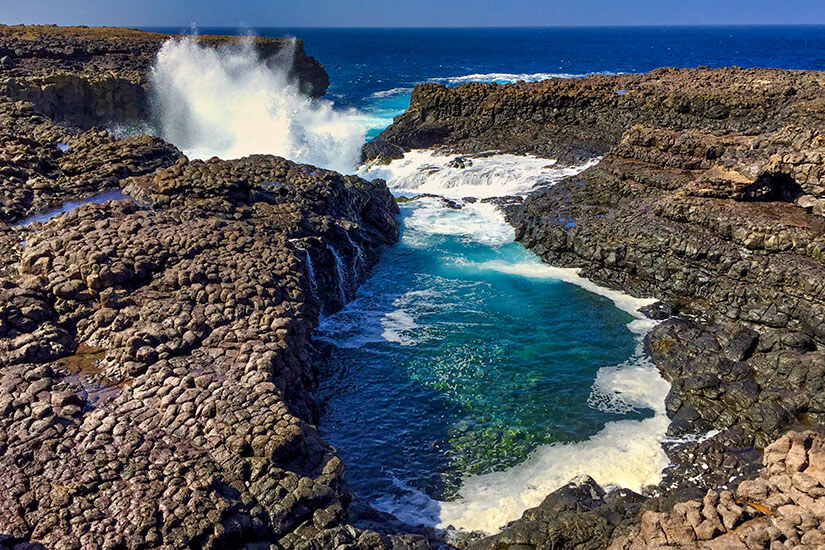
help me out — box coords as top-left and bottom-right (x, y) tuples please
(131, 25), (825, 530)
(315, 195), (652, 525)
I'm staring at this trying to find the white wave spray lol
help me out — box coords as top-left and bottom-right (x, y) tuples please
(357, 150), (671, 533)
(149, 37), (365, 173)
(427, 71), (620, 86)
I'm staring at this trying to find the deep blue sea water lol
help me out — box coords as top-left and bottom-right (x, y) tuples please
(149, 26), (825, 138)
(142, 25), (825, 531)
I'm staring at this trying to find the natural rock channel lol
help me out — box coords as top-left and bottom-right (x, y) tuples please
(3, 24), (825, 550)
(366, 67), (825, 548)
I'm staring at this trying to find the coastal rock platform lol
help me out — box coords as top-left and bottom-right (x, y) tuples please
(369, 68), (825, 549)
(0, 27), (447, 550)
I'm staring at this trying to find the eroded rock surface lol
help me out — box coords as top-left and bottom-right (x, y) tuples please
(372, 67), (825, 548)
(0, 25), (329, 127)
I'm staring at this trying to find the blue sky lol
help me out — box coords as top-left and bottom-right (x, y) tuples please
(3, 0), (825, 27)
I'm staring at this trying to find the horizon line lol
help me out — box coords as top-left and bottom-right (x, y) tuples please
(145, 23), (825, 30)
(6, 22), (825, 30)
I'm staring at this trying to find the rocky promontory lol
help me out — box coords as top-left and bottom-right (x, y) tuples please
(369, 68), (825, 548)
(0, 26), (451, 549)
(367, 68), (825, 164)
(0, 25), (330, 128)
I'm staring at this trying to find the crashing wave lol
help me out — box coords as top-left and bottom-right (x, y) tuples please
(150, 37), (365, 174)
(361, 149), (601, 199)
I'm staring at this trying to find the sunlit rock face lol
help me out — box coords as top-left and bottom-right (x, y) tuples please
(0, 25), (329, 128)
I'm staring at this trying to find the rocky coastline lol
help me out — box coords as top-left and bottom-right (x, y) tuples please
(367, 68), (825, 548)
(0, 26), (446, 550)
(3, 22), (825, 549)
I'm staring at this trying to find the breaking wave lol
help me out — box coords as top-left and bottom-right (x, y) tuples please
(149, 37), (365, 173)
(362, 149), (601, 199)
(428, 71), (617, 85)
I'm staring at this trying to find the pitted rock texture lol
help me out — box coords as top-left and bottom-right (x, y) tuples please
(0, 24), (329, 127)
(611, 431), (825, 550)
(0, 88), (447, 547)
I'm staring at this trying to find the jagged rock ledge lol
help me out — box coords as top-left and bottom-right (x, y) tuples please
(0, 70), (454, 547)
(0, 24), (330, 128)
(368, 67), (825, 548)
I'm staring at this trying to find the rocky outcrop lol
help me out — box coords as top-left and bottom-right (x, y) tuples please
(373, 67), (825, 548)
(0, 25), (329, 128)
(365, 68), (825, 164)
(0, 79), (443, 547)
(469, 479), (645, 550)
(612, 430), (825, 549)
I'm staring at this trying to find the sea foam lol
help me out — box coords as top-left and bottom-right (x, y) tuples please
(150, 37), (365, 174)
(362, 150), (600, 199)
(357, 149), (671, 534)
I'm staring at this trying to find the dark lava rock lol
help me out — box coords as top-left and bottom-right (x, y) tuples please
(470, 477), (645, 550)
(638, 301), (675, 320)
(361, 138), (406, 165)
(370, 65), (825, 548)
(0, 25), (329, 128)
(0, 78), (435, 548)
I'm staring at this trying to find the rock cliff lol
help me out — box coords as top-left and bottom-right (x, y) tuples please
(0, 25), (330, 128)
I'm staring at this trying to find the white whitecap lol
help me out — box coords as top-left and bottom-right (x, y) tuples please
(361, 150), (599, 199)
(369, 87), (415, 99)
(150, 37), (365, 174)
(427, 71), (621, 86)
(380, 309), (419, 345)
(401, 198), (515, 248)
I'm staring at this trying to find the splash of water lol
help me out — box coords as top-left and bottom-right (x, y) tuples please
(343, 231), (366, 271)
(328, 244), (349, 304)
(149, 37), (365, 174)
(361, 150), (601, 199)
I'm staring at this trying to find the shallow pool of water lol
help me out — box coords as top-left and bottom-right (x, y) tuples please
(15, 190), (134, 227)
(316, 157), (669, 531)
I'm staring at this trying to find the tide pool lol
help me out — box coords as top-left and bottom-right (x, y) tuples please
(316, 155), (669, 532)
